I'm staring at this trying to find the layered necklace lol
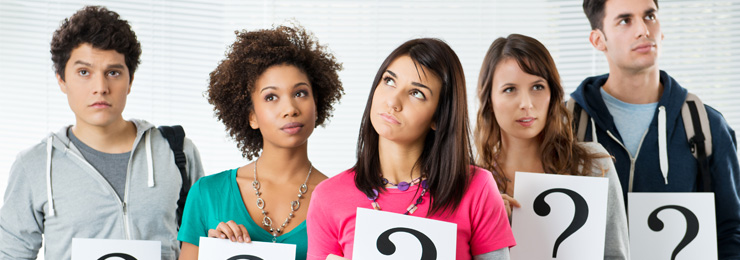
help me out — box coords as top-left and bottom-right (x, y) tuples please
(252, 159), (312, 242)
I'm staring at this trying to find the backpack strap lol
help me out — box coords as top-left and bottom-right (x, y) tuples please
(158, 125), (190, 228)
(567, 97), (589, 142)
(681, 93), (712, 192)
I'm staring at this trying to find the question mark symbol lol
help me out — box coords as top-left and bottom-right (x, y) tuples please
(226, 255), (264, 260)
(648, 205), (699, 260)
(533, 188), (589, 258)
(376, 227), (437, 260)
(97, 253), (138, 260)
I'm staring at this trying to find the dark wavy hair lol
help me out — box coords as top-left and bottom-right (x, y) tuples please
(207, 23), (344, 160)
(583, 0), (659, 30)
(475, 34), (607, 193)
(353, 38), (472, 216)
(51, 6), (141, 81)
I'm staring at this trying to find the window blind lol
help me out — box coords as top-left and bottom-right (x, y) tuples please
(1, 0), (737, 223)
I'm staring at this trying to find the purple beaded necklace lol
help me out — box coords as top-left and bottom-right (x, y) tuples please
(382, 176), (423, 191)
(368, 179), (429, 215)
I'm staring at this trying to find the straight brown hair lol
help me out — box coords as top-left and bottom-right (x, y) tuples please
(353, 38), (473, 216)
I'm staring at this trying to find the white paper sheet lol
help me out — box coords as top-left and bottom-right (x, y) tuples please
(198, 237), (296, 260)
(510, 172), (609, 260)
(71, 238), (160, 260)
(352, 208), (457, 260)
(628, 192), (717, 260)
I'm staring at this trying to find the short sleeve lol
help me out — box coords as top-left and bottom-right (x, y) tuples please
(306, 179), (343, 260)
(469, 168), (516, 255)
(177, 178), (207, 246)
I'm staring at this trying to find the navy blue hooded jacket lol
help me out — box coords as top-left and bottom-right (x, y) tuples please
(571, 70), (740, 258)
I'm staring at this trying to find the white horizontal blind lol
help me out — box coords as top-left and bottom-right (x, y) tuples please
(0, 0), (241, 209)
(0, 0), (738, 226)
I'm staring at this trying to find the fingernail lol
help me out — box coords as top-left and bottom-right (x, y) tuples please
(238, 236), (244, 242)
(220, 234), (226, 239)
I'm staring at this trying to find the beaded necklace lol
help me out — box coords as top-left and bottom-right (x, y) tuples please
(382, 176), (422, 191)
(367, 179), (428, 215)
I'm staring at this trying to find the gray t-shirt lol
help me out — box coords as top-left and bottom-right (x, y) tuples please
(601, 87), (658, 158)
(68, 128), (130, 200)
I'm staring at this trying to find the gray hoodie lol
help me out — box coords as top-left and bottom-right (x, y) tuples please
(580, 142), (631, 260)
(0, 119), (204, 260)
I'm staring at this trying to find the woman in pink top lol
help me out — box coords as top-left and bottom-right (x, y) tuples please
(306, 38), (516, 260)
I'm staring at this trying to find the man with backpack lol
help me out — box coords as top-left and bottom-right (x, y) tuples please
(0, 6), (204, 259)
(569, 0), (740, 257)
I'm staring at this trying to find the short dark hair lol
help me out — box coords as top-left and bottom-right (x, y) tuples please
(353, 38), (473, 216)
(207, 24), (344, 160)
(583, 0), (659, 30)
(51, 6), (141, 81)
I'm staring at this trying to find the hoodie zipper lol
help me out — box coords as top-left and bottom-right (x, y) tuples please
(65, 150), (131, 239)
(121, 131), (142, 241)
(606, 129), (649, 193)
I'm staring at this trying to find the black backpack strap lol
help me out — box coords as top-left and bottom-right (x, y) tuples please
(158, 125), (190, 228)
(681, 93), (712, 192)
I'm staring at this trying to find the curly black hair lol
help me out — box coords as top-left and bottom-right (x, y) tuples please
(51, 5), (141, 81)
(207, 24), (344, 160)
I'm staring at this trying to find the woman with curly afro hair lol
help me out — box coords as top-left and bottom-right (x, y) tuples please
(177, 23), (343, 260)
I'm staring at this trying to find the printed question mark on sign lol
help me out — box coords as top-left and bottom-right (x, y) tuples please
(97, 253), (138, 260)
(648, 205), (699, 260)
(226, 255), (265, 260)
(376, 227), (437, 260)
(533, 188), (589, 258)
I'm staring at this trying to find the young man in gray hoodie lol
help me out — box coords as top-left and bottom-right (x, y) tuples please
(0, 6), (204, 260)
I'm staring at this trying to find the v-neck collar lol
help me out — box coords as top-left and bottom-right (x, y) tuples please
(229, 168), (306, 242)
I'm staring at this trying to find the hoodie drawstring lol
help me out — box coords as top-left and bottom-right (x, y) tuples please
(146, 129), (154, 187)
(658, 106), (669, 184)
(46, 136), (56, 217)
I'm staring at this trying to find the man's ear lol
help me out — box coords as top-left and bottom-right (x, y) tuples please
(249, 111), (259, 130)
(589, 29), (607, 52)
(56, 73), (67, 94)
(127, 74), (134, 94)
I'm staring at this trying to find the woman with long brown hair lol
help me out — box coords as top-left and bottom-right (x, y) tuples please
(474, 34), (629, 259)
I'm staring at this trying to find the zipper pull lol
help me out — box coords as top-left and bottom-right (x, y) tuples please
(123, 202), (127, 214)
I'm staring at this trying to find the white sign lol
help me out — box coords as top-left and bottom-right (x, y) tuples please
(510, 172), (609, 260)
(198, 237), (296, 260)
(352, 208), (456, 260)
(71, 238), (160, 260)
(628, 192), (717, 260)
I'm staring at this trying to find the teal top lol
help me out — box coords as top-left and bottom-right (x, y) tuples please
(178, 168), (307, 260)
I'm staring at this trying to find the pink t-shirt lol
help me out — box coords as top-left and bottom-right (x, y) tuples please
(306, 166), (516, 260)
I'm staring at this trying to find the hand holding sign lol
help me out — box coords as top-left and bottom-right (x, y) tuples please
(353, 208), (456, 260)
(510, 172), (608, 260)
(198, 237), (295, 260)
(629, 193), (717, 260)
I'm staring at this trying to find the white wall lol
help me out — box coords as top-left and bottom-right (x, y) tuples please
(0, 2), (738, 258)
